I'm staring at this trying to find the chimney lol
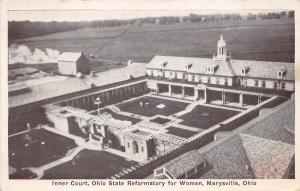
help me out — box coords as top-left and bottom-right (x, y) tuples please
(128, 60), (133, 65)
(90, 71), (95, 77)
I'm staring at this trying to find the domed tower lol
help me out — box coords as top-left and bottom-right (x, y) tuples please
(214, 35), (230, 61)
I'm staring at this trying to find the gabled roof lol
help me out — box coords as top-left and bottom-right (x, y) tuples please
(146, 55), (294, 80)
(162, 150), (206, 178)
(147, 55), (235, 77)
(240, 133), (294, 179)
(230, 59), (294, 81)
(242, 97), (295, 144)
(58, 52), (83, 62)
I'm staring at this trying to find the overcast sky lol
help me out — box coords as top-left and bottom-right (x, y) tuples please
(8, 9), (288, 22)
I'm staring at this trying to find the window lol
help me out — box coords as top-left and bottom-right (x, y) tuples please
(174, 73), (177, 79)
(261, 81), (266, 88)
(274, 82), (278, 89)
(244, 80), (247, 87)
(281, 83), (285, 89)
(242, 67), (248, 75)
(216, 78), (220, 84)
(224, 79), (228, 86)
(141, 146), (144, 153)
(199, 77), (202, 83)
(191, 75), (195, 82)
(237, 79), (241, 86)
(255, 80), (258, 87)
(162, 71), (165, 77)
(242, 68), (246, 74)
(127, 142), (130, 148)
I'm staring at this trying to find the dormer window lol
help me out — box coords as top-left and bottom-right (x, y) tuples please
(206, 65), (218, 74)
(185, 63), (193, 70)
(161, 61), (168, 67)
(277, 69), (286, 78)
(242, 67), (249, 75)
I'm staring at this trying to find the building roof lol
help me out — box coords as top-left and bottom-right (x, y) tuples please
(58, 52), (83, 62)
(9, 62), (146, 108)
(239, 133), (294, 179)
(83, 62), (146, 87)
(147, 55), (236, 77)
(9, 77), (89, 108)
(242, 96), (295, 144)
(162, 150), (206, 178)
(230, 59), (294, 81)
(146, 55), (294, 81)
(150, 97), (295, 179)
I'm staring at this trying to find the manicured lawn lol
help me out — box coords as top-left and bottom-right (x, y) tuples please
(167, 126), (198, 138)
(90, 108), (142, 124)
(42, 149), (137, 179)
(9, 129), (76, 169)
(9, 169), (37, 179)
(179, 105), (240, 129)
(150, 117), (171, 125)
(117, 96), (189, 117)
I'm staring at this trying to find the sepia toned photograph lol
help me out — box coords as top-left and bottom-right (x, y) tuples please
(6, 7), (295, 182)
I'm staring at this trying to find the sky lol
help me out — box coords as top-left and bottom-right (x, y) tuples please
(8, 9), (288, 22)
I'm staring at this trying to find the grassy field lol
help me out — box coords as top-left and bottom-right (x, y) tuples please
(179, 105), (240, 129)
(117, 96), (189, 117)
(9, 129), (76, 169)
(10, 18), (294, 63)
(166, 126), (197, 138)
(42, 149), (137, 179)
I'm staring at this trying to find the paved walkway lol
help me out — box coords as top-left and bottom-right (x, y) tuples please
(8, 130), (30, 138)
(148, 93), (193, 103)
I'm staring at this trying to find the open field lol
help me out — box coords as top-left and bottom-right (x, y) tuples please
(179, 105), (240, 129)
(42, 149), (137, 179)
(10, 18), (294, 63)
(117, 96), (189, 117)
(9, 129), (76, 169)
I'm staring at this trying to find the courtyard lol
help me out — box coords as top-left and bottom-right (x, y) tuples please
(9, 129), (77, 169)
(117, 96), (189, 117)
(42, 149), (137, 179)
(179, 105), (240, 129)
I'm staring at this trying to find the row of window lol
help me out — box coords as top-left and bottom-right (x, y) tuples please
(149, 70), (288, 90)
(241, 79), (286, 89)
(127, 141), (144, 153)
(149, 71), (230, 85)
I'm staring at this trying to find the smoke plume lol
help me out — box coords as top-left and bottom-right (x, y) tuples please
(9, 44), (61, 64)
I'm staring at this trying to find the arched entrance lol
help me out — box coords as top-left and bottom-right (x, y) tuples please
(132, 141), (139, 154)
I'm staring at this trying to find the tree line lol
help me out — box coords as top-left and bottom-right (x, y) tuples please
(8, 11), (294, 40)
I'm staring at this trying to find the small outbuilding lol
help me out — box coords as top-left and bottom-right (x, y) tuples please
(58, 52), (91, 76)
